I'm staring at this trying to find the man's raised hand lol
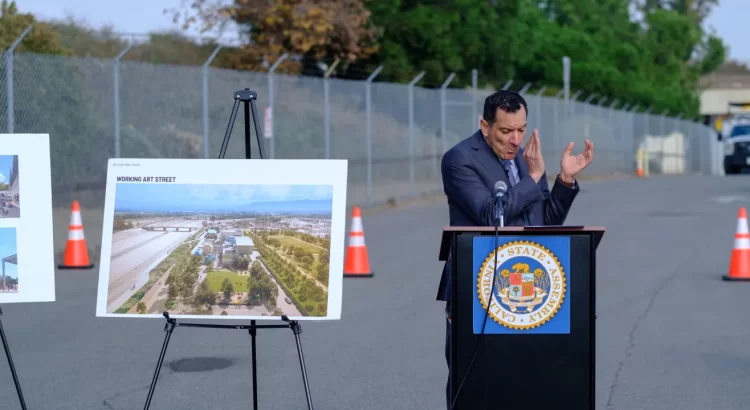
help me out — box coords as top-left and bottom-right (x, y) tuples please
(522, 129), (545, 182)
(560, 139), (594, 183)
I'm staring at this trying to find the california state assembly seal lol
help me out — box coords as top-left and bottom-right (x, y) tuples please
(477, 240), (566, 330)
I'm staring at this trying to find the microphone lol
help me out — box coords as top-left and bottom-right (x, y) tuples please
(494, 180), (507, 227)
(450, 180), (509, 409)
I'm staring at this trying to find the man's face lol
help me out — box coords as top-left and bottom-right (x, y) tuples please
(480, 106), (527, 160)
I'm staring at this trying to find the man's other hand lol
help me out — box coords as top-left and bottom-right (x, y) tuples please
(560, 139), (594, 183)
(523, 129), (545, 182)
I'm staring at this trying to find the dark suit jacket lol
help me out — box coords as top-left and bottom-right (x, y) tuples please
(437, 130), (580, 303)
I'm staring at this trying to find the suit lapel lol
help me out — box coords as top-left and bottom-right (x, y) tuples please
(514, 148), (528, 180)
(469, 130), (510, 186)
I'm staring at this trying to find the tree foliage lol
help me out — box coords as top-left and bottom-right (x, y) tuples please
(5, 0), (734, 118)
(168, 0), (381, 75)
(0, 0), (68, 54)
(357, 0), (728, 116)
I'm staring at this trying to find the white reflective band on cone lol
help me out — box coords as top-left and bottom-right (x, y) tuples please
(737, 218), (749, 234)
(734, 237), (750, 249)
(348, 235), (365, 247)
(69, 211), (82, 226)
(350, 217), (363, 233)
(68, 228), (85, 240)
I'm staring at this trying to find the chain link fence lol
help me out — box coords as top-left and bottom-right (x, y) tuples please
(0, 51), (721, 256)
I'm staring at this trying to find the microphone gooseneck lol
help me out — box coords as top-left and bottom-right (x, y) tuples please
(493, 181), (507, 227)
(450, 180), (507, 409)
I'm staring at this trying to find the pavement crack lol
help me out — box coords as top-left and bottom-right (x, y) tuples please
(605, 253), (695, 409)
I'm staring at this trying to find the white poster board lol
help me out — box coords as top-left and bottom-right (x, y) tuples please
(96, 158), (348, 321)
(0, 134), (55, 303)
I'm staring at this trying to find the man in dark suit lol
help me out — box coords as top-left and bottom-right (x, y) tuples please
(439, 90), (594, 408)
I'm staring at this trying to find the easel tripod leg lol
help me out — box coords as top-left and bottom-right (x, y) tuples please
(250, 320), (258, 410)
(144, 319), (176, 410)
(0, 307), (27, 410)
(290, 321), (314, 410)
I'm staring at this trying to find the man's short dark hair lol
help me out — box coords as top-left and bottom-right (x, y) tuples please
(483, 90), (528, 124)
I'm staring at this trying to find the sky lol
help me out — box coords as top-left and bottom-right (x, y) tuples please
(0, 156), (14, 185)
(114, 183), (333, 212)
(0, 228), (18, 279)
(19, 0), (239, 45)
(16, 0), (750, 62)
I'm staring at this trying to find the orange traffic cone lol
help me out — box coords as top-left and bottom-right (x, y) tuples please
(723, 207), (750, 281)
(344, 206), (373, 278)
(58, 200), (95, 270)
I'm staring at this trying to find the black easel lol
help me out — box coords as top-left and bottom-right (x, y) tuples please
(143, 89), (314, 410)
(0, 306), (28, 410)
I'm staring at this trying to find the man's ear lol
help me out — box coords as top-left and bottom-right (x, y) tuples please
(479, 118), (489, 137)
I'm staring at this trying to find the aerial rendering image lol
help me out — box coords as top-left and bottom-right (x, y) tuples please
(0, 227), (18, 293)
(104, 183), (333, 318)
(0, 155), (20, 219)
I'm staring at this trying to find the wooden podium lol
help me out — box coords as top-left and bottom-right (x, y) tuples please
(440, 226), (605, 410)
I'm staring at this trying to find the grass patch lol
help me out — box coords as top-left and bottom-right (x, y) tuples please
(206, 270), (249, 293)
(270, 235), (322, 254)
(250, 236), (327, 317)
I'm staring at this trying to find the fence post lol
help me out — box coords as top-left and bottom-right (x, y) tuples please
(408, 71), (426, 197)
(518, 82), (532, 95)
(267, 53), (288, 159)
(440, 72), (456, 167)
(471, 69), (478, 131)
(365, 66), (383, 206)
(201, 45), (222, 159)
(501, 80), (513, 91)
(113, 42), (134, 158)
(323, 59), (340, 159)
(5, 25), (32, 134)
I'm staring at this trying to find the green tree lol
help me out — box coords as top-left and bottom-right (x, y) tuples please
(167, 281), (178, 300)
(168, 0), (380, 75)
(221, 278), (234, 300)
(193, 280), (217, 308)
(0, 1), (69, 54)
(136, 301), (147, 314)
(316, 261), (329, 285)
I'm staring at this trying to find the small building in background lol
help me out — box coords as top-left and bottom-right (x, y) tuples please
(234, 236), (254, 256)
(222, 248), (235, 266)
(203, 239), (214, 255)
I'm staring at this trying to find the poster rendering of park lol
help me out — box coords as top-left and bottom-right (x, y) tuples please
(96, 158), (348, 321)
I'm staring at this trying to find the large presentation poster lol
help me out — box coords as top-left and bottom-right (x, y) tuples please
(96, 158), (348, 321)
(472, 236), (571, 334)
(0, 134), (55, 304)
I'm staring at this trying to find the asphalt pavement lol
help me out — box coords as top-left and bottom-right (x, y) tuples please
(1, 173), (750, 409)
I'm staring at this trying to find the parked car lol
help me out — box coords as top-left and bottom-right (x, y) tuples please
(723, 121), (750, 175)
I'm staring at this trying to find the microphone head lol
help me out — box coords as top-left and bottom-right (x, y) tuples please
(494, 180), (507, 196)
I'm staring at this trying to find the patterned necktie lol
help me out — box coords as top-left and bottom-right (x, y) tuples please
(501, 159), (529, 225)
(502, 160), (520, 187)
